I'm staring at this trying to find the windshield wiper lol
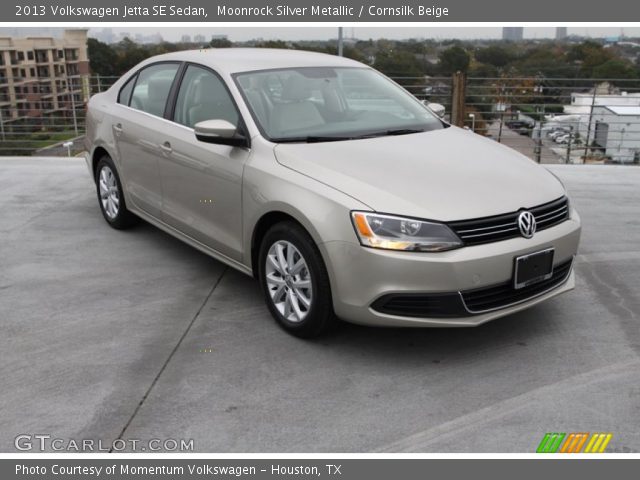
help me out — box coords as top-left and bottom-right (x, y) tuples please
(372, 128), (426, 137)
(274, 136), (357, 143)
(273, 129), (426, 143)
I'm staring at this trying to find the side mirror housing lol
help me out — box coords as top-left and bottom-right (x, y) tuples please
(423, 101), (446, 118)
(194, 119), (249, 148)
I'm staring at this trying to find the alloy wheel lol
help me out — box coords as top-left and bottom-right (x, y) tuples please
(265, 240), (313, 323)
(98, 165), (120, 220)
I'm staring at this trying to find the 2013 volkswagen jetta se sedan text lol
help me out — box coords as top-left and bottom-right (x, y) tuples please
(85, 48), (581, 337)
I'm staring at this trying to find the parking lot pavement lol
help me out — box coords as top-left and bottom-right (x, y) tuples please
(486, 121), (564, 164)
(1, 157), (639, 453)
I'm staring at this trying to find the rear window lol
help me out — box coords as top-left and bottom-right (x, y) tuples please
(118, 75), (136, 105)
(126, 63), (180, 118)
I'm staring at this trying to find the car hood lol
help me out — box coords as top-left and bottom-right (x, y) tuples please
(273, 126), (565, 221)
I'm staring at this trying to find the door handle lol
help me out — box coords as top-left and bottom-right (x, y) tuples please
(159, 141), (172, 154)
(113, 123), (123, 136)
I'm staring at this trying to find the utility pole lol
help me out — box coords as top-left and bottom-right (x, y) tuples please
(66, 77), (79, 136)
(583, 87), (597, 161)
(566, 126), (574, 164)
(451, 71), (466, 127)
(338, 27), (343, 57)
(534, 121), (542, 163)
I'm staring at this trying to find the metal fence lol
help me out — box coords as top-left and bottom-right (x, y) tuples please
(406, 75), (640, 165)
(1, 74), (639, 164)
(0, 75), (119, 156)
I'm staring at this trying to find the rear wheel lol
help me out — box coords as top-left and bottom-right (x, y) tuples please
(95, 155), (138, 229)
(258, 221), (336, 338)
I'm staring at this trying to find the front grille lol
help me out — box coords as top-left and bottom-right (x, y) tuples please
(460, 258), (573, 313)
(448, 196), (569, 246)
(370, 257), (573, 318)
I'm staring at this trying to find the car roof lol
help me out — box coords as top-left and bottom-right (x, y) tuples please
(146, 48), (366, 74)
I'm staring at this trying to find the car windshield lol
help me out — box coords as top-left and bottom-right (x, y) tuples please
(234, 66), (445, 143)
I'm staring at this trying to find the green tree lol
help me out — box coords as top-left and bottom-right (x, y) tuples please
(592, 59), (638, 79)
(439, 46), (471, 75)
(373, 50), (423, 78)
(114, 37), (148, 74)
(567, 40), (614, 76)
(254, 40), (291, 49)
(343, 45), (367, 64)
(210, 38), (233, 48)
(87, 38), (118, 77)
(475, 45), (516, 68)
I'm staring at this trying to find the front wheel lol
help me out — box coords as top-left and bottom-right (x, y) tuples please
(95, 155), (139, 229)
(258, 222), (336, 338)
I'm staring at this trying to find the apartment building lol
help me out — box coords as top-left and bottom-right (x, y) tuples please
(0, 29), (89, 124)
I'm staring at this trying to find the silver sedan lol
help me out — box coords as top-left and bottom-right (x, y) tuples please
(85, 48), (581, 337)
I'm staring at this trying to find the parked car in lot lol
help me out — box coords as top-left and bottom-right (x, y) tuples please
(548, 129), (570, 140)
(85, 49), (581, 337)
(555, 133), (579, 145)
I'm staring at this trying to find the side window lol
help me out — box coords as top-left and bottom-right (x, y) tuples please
(129, 63), (180, 117)
(118, 74), (136, 106)
(173, 65), (239, 129)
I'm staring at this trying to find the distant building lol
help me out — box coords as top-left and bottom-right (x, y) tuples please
(0, 29), (90, 124)
(502, 27), (524, 41)
(181, 35), (192, 43)
(556, 27), (568, 40)
(591, 106), (640, 163)
(550, 84), (640, 162)
(194, 35), (206, 44)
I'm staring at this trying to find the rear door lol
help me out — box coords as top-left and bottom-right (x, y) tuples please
(157, 63), (249, 261)
(112, 62), (181, 218)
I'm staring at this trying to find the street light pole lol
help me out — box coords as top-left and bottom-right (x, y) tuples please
(0, 107), (4, 141)
(338, 27), (343, 57)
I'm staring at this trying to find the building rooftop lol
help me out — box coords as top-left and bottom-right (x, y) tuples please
(602, 106), (640, 115)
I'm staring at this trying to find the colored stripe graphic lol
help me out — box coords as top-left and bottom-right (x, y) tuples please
(584, 433), (613, 453)
(536, 433), (565, 453)
(561, 433), (589, 453)
(573, 433), (590, 453)
(537, 433), (613, 453)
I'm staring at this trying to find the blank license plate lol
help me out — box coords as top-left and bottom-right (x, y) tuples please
(514, 249), (554, 289)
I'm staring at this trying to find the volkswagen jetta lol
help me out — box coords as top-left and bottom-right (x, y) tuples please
(85, 48), (581, 337)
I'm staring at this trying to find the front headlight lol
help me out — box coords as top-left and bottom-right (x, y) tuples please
(351, 211), (462, 252)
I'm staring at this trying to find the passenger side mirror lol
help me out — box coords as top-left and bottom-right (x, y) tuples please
(423, 101), (446, 118)
(194, 119), (249, 148)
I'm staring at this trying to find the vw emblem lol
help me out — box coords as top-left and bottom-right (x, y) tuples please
(518, 211), (536, 238)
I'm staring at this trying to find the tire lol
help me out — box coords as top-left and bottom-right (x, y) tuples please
(95, 155), (139, 230)
(258, 221), (336, 338)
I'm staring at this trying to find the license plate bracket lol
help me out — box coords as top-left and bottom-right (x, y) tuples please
(514, 248), (554, 289)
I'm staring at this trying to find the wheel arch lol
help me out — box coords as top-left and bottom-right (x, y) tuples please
(90, 145), (114, 179)
(250, 209), (325, 279)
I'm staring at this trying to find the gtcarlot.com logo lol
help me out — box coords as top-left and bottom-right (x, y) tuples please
(536, 432), (613, 453)
(14, 434), (194, 452)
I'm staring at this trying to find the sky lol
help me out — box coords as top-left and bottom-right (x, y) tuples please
(95, 27), (640, 41)
(2, 26), (640, 42)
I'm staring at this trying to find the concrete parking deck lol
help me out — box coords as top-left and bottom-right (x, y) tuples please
(1, 157), (639, 453)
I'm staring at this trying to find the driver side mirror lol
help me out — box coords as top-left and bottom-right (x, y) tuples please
(194, 119), (250, 148)
(423, 101), (446, 118)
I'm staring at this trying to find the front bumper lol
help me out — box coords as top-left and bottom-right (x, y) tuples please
(320, 210), (581, 327)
